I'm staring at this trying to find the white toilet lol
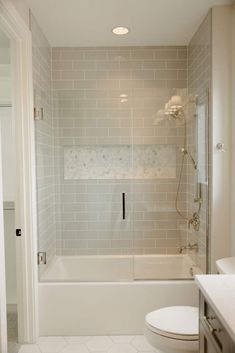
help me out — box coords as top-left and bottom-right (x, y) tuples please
(216, 257), (235, 274)
(144, 257), (235, 353)
(144, 306), (199, 353)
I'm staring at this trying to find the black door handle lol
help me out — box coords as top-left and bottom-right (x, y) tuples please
(122, 193), (125, 220)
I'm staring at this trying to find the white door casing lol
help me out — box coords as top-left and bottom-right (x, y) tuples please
(0, 0), (38, 346)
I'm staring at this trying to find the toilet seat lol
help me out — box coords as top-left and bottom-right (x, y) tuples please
(145, 306), (199, 341)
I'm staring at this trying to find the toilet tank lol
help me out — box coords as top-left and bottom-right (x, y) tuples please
(216, 257), (235, 274)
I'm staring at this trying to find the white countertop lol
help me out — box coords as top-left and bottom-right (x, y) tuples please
(195, 274), (235, 342)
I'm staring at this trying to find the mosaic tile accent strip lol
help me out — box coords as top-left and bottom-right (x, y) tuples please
(64, 145), (176, 179)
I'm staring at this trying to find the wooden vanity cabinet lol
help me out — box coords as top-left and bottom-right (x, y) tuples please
(199, 292), (235, 353)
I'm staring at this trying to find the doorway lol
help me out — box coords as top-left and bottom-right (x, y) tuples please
(0, 1), (38, 352)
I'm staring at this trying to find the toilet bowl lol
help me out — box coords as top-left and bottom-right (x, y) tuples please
(144, 306), (199, 353)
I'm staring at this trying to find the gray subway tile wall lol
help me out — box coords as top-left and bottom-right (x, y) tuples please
(52, 46), (188, 256)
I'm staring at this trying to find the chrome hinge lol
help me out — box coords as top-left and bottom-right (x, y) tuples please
(34, 107), (44, 121)
(37, 252), (46, 265)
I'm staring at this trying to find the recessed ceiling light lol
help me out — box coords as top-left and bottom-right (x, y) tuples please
(112, 26), (129, 35)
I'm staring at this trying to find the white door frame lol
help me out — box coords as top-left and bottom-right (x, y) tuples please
(0, 0), (38, 347)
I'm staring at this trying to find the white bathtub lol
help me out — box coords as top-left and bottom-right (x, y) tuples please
(40, 254), (201, 281)
(38, 254), (200, 335)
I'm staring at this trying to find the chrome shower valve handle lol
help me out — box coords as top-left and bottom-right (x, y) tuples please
(179, 242), (199, 254)
(188, 213), (200, 231)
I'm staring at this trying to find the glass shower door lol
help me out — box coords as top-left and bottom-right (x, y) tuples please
(35, 46), (135, 282)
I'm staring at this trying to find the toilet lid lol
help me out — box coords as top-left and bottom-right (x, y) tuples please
(145, 306), (199, 341)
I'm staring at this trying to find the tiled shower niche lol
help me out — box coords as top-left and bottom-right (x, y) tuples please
(64, 144), (176, 179)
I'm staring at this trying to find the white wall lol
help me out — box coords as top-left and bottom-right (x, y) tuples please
(0, 107), (15, 202)
(1, 107), (16, 305)
(4, 208), (16, 304)
(211, 6), (232, 272)
(0, 48), (11, 106)
(0, 48), (15, 202)
(0, 48), (14, 201)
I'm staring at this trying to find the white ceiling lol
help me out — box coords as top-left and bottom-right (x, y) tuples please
(26, 0), (234, 47)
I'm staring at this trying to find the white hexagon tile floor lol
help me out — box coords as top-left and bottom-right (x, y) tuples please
(17, 335), (162, 353)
